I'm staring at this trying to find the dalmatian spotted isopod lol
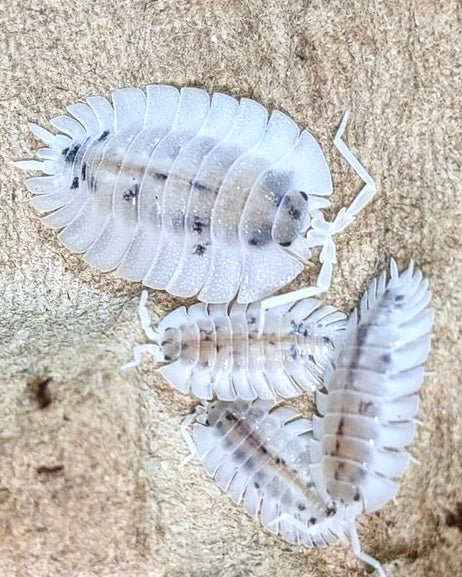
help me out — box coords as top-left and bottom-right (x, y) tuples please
(17, 84), (376, 307)
(123, 290), (347, 400)
(184, 262), (434, 576)
(310, 260), (434, 514)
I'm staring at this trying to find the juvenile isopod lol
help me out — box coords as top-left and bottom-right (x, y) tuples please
(123, 290), (347, 400)
(17, 84), (376, 309)
(183, 399), (384, 575)
(310, 260), (434, 514)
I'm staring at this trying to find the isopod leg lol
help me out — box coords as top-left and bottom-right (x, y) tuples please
(180, 404), (207, 465)
(138, 290), (158, 341)
(121, 344), (162, 371)
(346, 523), (387, 577)
(329, 111), (377, 234)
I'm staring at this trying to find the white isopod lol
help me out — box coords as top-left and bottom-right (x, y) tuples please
(183, 399), (384, 575)
(123, 290), (347, 400)
(310, 260), (434, 514)
(17, 84), (376, 309)
(183, 262), (434, 577)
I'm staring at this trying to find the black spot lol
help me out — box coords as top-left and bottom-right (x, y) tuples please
(63, 144), (80, 163)
(81, 162), (87, 180)
(203, 334), (212, 342)
(191, 218), (206, 234)
(309, 517), (317, 525)
(353, 492), (361, 501)
(193, 244), (206, 256)
(260, 446), (268, 454)
(254, 481), (260, 489)
(359, 400), (374, 415)
(297, 503), (306, 511)
(381, 353), (391, 363)
(164, 355), (172, 362)
(123, 183), (139, 202)
(299, 191), (308, 201)
(289, 345), (298, 360)
(97, 130), (109, 142)
(395, 294), (405, 302)
(275, 457), (280, 464)
(337, 417), (345, 436)
(248, 222), (273, 247)
(326, 505), (337, 516)
(71, 176), (79, 189)
(308, 354), (315, 363)
(154, 172), (168, 181)
(89, 176), (97, 190)
(278, 240), (291, 247)
(288, 205), (301, 220)
(191, 179), (210, 192)
(225, 412), (237, 421)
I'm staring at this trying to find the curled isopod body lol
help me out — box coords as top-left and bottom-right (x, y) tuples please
(310, 260), (434, 514)
(183, 399), (386, 576)
(124, 290), (347, 400)
(17, 84), (376, 306)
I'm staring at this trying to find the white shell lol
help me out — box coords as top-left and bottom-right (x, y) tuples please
(125, 290), (347, 401)
(18, 84), (376, 304)
(310, 260), (434, 513)
(185, 399), (384, 575)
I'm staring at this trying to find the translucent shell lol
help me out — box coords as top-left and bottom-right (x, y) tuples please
(126, 291), (347, 401)
(310, 261), (434, 513)
(18, 84), (375, 304)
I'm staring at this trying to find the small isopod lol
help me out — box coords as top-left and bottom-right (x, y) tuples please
(123, 290), (347, 400)
(310, 260), (434, 513)
(17, 84), (376, 309)
(183, 399), (383, 575)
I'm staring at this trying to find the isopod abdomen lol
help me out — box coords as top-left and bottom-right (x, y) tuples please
(124, 290), (347, 400)
(310, 261), (434, 514)
(17, 84), (376, 305)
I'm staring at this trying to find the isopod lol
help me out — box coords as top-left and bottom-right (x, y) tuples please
(310, 260), (434, 514)
(17, 84), (376, 308)
(183, 399), (384, 575)
(123, 289), (347, 401)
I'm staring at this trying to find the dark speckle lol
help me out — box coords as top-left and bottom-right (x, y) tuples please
(191, 179), (210, 193)
(359, 400), (374, 415)
(337, 417), (345, 436)
(248, 222), (273, 247)
(289, 345), (298, 360)
(381, 353), (391, 363)
(288, 205), (301, 220)
(225, 412), (237, 421)
(81, 162), (87, 180)
(123, 183), (139, 202)
(71, 176), (79, 189)
(260, 446), (268, 454)
(191, 218), (206, 234)
(97, 130), (109, 142)
(63, 143), (80, 163)
(164, 355), (172, 362)
(155, 172), (168, 181)
(353, 492), (361, 502)
(326, 505), (337, 516)
(193, 244), (206, 256)
(254, 481), (260, 489)
(278, 240), (291, 247)
(297, 503), (306, 511)
(309, 517), (317, 525)
(395, 294), (405, 302)
(299, 191), (308, 201)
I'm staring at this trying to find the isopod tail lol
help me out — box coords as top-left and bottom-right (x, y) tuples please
(310, 260), (434, 514)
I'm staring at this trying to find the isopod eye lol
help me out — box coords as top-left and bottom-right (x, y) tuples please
(272, 190), (310, 248)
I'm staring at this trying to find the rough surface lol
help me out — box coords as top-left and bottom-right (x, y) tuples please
(1, 1), (461, 576)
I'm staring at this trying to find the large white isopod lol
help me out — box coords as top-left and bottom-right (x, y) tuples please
(17, 84), (376, 307)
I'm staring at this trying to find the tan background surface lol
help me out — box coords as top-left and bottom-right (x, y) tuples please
(1, 1), (461, 576)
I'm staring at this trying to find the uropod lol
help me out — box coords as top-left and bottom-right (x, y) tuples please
(123, 290), (347, 400)
(183, 262), (434, 576)
(17, 84), (376, 309)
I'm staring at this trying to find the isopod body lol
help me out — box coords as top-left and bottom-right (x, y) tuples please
(125, 290), (347, 400)
(18, 84), (376, 305)
(185, 399), (382, 575)
(310, 261), (434, 513)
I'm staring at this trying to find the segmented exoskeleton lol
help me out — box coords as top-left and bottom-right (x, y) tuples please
(183, 262), (434, 577)
(124, 290), (347, 400)
(17, 84), (376, 310)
